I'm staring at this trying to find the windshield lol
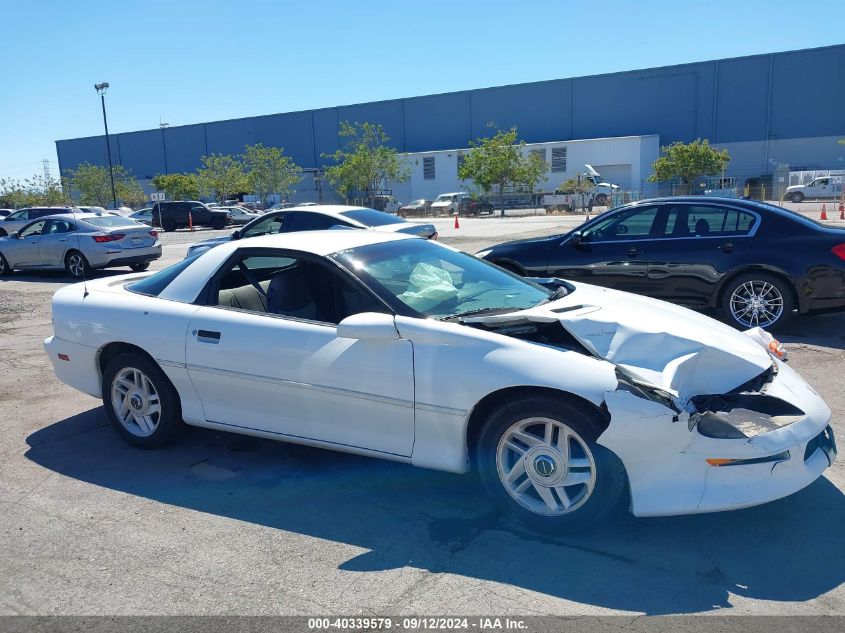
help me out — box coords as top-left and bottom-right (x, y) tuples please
(84, 216), (143, 228)
(339, 209), (405, 227)
(333, 239), (551, 320)
(434, 195), (452, 203)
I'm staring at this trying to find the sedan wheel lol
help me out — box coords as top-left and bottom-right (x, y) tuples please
(724, 273), (794, 330)
(65, 251), (90, 279)
(0, 253), (10, 276)
(476, 396), (627, 531)
(102, 352), (183, 448)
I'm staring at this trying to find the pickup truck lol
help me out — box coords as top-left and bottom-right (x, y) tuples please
(785, 176), (844, 203)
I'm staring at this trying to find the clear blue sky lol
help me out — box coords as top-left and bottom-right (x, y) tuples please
(2, 0), (843, 181)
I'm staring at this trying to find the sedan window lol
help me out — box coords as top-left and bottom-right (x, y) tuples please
(662, 205), (756, 238)
(19, 221), (47, 238)
(44, 219), (77, 234)
(241, 213), (287, 238)
(339, 209), (404, 227)
(582, 206), (660, 242)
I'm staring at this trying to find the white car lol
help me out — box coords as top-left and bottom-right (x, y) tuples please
(217, 205), (261, 225)
(44, 231), (836, 530)
(431, 192), (466, 216)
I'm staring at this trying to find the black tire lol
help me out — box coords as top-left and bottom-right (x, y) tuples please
(0, 253), (11, 276)
(0, 228), (7, 237)
(211, 216), (226, 230)
(64, 250), (91, 279)
(130, 262), (150, 272)
(721, 272), (795, 331)
(789, 192), (804, 203)
(162, 218), (177, 232)
(594, 194), (607, 206)
(475, 396), (627, 533)
(102, 352), (183, 449)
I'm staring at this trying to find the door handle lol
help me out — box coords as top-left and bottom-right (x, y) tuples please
(627, 247), (642, 257)
(196, 329), (221, 344)
(719, 242), (734, 253)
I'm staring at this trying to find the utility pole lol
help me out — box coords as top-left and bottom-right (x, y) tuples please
(94, 82), (117, 208)
(42, 159), (51, 182)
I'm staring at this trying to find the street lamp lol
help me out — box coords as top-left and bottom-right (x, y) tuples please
(94, 82), (117, 208)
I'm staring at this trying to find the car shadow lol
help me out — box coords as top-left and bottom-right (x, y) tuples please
(0, 269), (129, 284)
(26, 408), (845, 615)
(778, 312), (845, 350)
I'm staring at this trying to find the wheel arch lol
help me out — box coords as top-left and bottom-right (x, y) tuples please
(465, 386), (610, 471)
(97, 342), (161, 383)
(713, 265), (803, 313)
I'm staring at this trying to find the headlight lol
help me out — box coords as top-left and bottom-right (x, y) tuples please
(475, 249), (492, 258)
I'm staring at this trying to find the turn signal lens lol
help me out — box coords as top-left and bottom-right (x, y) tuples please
(706, 458), (736, 466)
(832, 244), (845, 261)
(149, 230), (158, 237)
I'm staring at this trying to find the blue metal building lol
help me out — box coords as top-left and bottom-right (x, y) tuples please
(56, 44), (845, 198)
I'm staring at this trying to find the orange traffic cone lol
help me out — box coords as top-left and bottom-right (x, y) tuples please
(820, 204), (828, 221)
(454, 214), (460, 229)
(839, 202), (844, 220)
(188, 211), (195, 231)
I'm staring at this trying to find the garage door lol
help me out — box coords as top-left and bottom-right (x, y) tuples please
(592, 164), (631, 189)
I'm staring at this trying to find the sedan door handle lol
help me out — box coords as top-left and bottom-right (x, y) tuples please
(719, 242), (734, 253)
(196, 329), (221, 344)
(627, 247), (642, 257)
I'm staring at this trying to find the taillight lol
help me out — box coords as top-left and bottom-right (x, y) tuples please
(92, 233), (125, 243)
(832, 244), (845, 261)
(149, 230), (158, 237)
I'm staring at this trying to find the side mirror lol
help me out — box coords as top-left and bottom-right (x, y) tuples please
(232, 230), (241, 239)
(569, 230), (583, 246)
(336, 312), (398, 341)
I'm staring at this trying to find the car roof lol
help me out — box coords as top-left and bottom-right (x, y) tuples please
(37, 212), (140, 222)
(216, 227), (415, 257)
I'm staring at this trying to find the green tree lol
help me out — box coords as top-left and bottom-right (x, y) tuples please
(0, 173), (68, 208)
(322, 121), (408, 203)
(151, 173), (200, 200)
(648, 139), (730, 194)
(243, 144), (301, 207)
(458, 126), (547, 216)
(196, 154), (248, 203)
(65, 163), (145, 207)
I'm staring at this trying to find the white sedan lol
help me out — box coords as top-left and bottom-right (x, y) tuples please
(44, 231), (836, 530)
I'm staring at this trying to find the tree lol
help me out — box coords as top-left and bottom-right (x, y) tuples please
(243, 144), (301, 207)
(458, 126), (546, 216)
(65, 163), (145, 207)
(648, 139), (730, 194)
(151, 173), (200, 201)
(322, 121), (408, 203)
(196, 154), (248, 203)
(0, 174), (66, 208)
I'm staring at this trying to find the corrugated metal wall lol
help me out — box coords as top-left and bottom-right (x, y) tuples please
(56, 45), (845, 181)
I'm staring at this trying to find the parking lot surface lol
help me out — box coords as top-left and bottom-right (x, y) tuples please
(1, 213), (843, 615)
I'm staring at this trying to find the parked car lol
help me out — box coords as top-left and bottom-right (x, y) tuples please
(0, 207), (78, 236)
(477, 197), (845, 330)
(0, 209), (14, 218)
(44, 230), (836, 531)
(785, 175), (843, 203)
(217, 205), (261, 225)
(431, 192), (493, 217)
(398, 199), (432, 217)
(151, 200), (231, 231)
(185, 205), (438, 258)
(129, 208), (154, 226)
(365, 194), (401, 214)
(0, 213), (160, 278)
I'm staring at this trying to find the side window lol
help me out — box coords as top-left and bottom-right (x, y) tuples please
(214, 253), (386, 323)
(19, 220), (47, 238)
(287, 212), (343, 232)
(664, 206), (756, 238)
(582, 206), (660, 242)
(45, 219), (76, 234)
(8, 210), (28, 221)
(242, 213), (288, 238)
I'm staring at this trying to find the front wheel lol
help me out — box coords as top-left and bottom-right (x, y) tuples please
(102, 352), (183, 448)
(593, 194), (607, 206)
(475, 396), (627, 532)
(0, 253), (11, 276)
(65, 250), (90, 279)
(721, 272), (794, 330)
(789, 192), (804, 203)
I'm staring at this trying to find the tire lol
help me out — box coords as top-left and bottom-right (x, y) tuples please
(130, 262), (150, 272)
(211, 216), (226, 230)
(162, 218), (177, 232)
(594, 194), (608, 206)
(0, 253), (11, 276)
(721, 272), (795, 331)
(65, 250), (90, 279)
(0, 228), (7, 237)
(789, 192), (804, 203)
(102, 352), (183, 448)
(475, 396), (627, 533)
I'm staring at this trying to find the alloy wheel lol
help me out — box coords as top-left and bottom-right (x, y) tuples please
(729, 280), (784, 328)
(496, 417), (596, 516)
(110, 367), (162, 437)
(67, 253), (85, 277)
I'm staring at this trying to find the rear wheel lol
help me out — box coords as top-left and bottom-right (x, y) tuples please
(475, 396), (627, 532)
(162, 218), (177, 232)
(65, 250), (90, 279)
(211, 216), (226, 230)
(721, 272), (794, 330)
(0, 253), (11, 276)
(102, 352), (183, 448)
(130, 262), (150, 272)
(789, 192), (804, 203)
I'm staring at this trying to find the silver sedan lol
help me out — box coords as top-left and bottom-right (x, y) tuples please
(0, 213), (161, 278)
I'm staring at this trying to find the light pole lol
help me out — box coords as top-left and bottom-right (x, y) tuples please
(94, 82), (117, 208)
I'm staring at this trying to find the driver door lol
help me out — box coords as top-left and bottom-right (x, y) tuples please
(15, 220), (48, 266)
(548, 205), (662, 294)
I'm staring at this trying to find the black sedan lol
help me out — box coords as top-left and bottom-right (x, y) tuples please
(477, 197), (845, 330)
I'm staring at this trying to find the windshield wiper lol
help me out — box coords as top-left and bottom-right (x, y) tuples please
(534, 285), (568, 306)
(441, 306), (516, 322)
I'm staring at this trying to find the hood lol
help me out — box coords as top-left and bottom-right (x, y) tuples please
(465, 282), (772, 402)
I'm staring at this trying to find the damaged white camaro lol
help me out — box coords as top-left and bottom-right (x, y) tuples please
(45, 231), (837, 530)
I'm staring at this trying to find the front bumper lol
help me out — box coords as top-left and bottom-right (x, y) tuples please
(603, 359), (837, 517)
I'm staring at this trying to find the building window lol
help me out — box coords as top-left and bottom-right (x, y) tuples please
(423, 157), (435, 180)
(551, 147), (567, 172)
(457, 153), (466, 177)
(530, 149), (547, 169)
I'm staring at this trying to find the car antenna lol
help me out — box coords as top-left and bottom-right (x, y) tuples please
(71, 205), (89, 298)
